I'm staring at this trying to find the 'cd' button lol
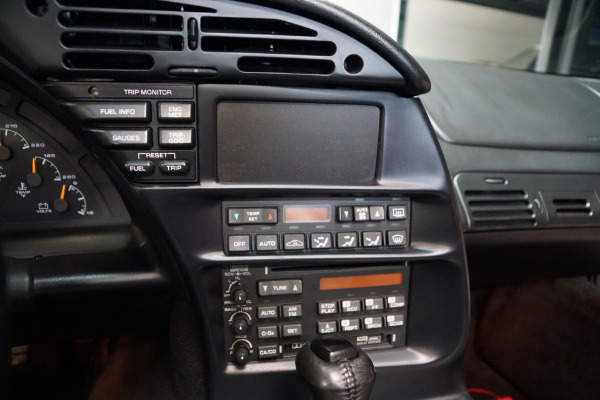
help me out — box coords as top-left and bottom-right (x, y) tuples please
(124, 161), (154, 175)
(159, 160), (189, 174)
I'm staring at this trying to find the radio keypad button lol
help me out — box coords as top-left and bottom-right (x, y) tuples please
(282, 324), (302, 338)
(364, 298), (384, 311)
(257, 345), (279, 359)
(318, 301), (338, 315)
(341, 299), (361, 313)
(354, 206), (370, 221)
(310, 233), (332, 249)
(256, 234), (278, 251)
(317, 321), (338, 334)
(337, 232), (358, 248)
(340, 319), (361, 332)
(282, 304), (302, 318)
(257, 326), (279, 339)
(257, 306), (278, 319)
(283, 234), (305, 250)
(369, 206), (385, 221)
(386, 314), (405, 327)
(362, 231), (383, 247)
(387, 296), (405, 309)
(363, 316), (384, 330)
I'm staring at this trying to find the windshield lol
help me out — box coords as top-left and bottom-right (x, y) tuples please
(329, 0), (600, 79)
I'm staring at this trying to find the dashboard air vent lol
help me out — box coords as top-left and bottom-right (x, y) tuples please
(58, 11), (183, 31)
(56, 0), (215, 12)
(464, 190), (536, 230)
(61, 32), (183, 51)
(202, 37), (336, 56)
(201, 17), (316, 36)
(551, 198), (592, 217)
(238, 57), (334, 75)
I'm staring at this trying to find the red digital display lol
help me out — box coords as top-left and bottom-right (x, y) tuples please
(284, 206), (330, 222)
(320, 273), (403, 290)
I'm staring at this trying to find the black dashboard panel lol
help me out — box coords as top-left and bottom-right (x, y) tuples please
(0, 1), (469, 400)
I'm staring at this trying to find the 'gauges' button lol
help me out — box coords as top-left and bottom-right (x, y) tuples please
(87, 128), (151, 148)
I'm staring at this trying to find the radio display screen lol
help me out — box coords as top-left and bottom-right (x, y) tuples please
(320, 273), (403, 290)
(217, 102), (381, 184)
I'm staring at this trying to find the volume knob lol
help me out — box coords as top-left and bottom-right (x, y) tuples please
(232, 288), (247, 305)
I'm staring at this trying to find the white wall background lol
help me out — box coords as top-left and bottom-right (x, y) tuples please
(327, 0), (545, 66)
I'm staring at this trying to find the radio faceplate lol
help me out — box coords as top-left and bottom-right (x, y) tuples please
(222, 198), (411, 255)
(222, 264), (410, 366)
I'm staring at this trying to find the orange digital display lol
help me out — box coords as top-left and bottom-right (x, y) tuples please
(320, 273), (403, 290)
(284, 206), (330, 222)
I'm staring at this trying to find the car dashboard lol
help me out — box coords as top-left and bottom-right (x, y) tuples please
(1, 1), (598, 400)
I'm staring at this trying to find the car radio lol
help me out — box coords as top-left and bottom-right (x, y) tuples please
(222, 264), (410, 366)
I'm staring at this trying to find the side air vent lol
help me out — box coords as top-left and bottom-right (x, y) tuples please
(551, 198), (592, 217)
(464, 190), (536, 230)
(57, 0), (215, 12)
(201, 17), (316, 37)
(202, 37), (336, 56)
(543, 191), (598, 225)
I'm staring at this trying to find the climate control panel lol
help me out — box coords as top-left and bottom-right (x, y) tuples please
(222, 198), (411, 255)
(222, 264), (410, 366)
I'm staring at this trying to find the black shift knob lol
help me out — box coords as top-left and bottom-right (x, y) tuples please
(296, 336), (376, 400)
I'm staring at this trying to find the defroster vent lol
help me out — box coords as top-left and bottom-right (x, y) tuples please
(464, 190), (536, 230)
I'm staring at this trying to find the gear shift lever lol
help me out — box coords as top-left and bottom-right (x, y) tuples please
(296, 336), (376, 400)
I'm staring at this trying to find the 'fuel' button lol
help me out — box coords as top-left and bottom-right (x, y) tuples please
(124, 161), (154, 175)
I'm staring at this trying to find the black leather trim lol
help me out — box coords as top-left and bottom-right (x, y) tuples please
(240, 0), (431, 96)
